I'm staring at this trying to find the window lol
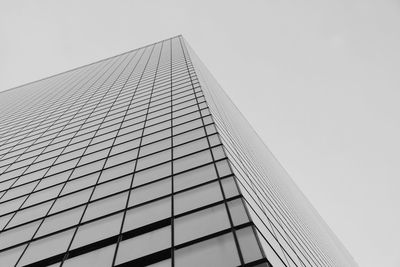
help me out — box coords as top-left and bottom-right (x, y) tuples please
(47, 158), (79, 176)
(13, 168), (48, 187)
(129, 178), (171, 206)
(99, 160), (135, 183)
(132, 162), (171, 187)
(82, 192), (127, 222)
(105, 149), (138, 168)
(174, 182), (223, 215)
(36, 206), (85, 237)
(0, 244), (26, 267)
(116, 226), (171, 265)
(139, 138), (171, 157)
(215, 159), (232, 177)
(79, 149), (109, 166)
(142, 129), (170, 146)
(174, 204), (230, 245)
(173, 137), (208, 159)
(71, 213), (123, 249)
(51, 188), (92, 214)
(0, 195), (26, 216)
(71, 159), (105, 179)
(1, 181), (38, 202)
(110, 138), (140, 155)
(173, 119), (203, 135)
(211, 146), (226, 160)
(175, 232), (240, 267)
(36, 170), (72, 191)
(0, 220), (40, 250)
(18, 229), (74, 266)
(221, 176), (240, 198)
(173, 163), (217, 191)
(8, 200), (53, 228)
(237, 227), (264, 264)
(92, 175), (131, 200)
(228, 198), (249, 226)
(23, 184), (63, 208)
(123, 197), (171, 231)
(173, 150), (212, 174)
(63, 244), (116, 267)
(61, 172), (100, 195)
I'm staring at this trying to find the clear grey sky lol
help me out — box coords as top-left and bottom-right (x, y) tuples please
(1, 1), (399, 266)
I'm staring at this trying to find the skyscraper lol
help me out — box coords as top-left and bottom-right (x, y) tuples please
(0, 35), (356, 267)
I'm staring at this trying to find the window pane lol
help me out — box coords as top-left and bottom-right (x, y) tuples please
(99, 161), (135, 183)
(221, 177), (239, 198)
(0, 220), (40, 250)
(228, 198), (249, 226)
(23, 184), (63, 208)
(0, 245), (26, 267)
(175, 232), (240, 267)
(71, 213), (123, 249)
(105, 149), (138, 168)
(36, 206), (85, 237)
(173, 163), (217, 192)
(116, 226), (170, 265)
(174, 181), (222, 215)
(123, 197), (171, 232)
(175, 204), (230, 245)
(139, 138), (171, 157)
(0, 195), (26, 216)
(8, 200), (52, 228)
(92, 175), (131, 200)
(173, 137), (208, 159)
(136, 149), (171, 171)
(36, 170), (72, 191)
(51, 188), (92, 214)
(132, 162), (171, 187)
(173, 128), (205, 146)
(70, 160), (105, 179)
(63, 244), (115, 267)
(18, 229), (74, 266)
(82, 192), (127, 222)
(211, 146), (225, 160)
(173, 150), (212, 174)
(148, 259), (171, 267)
(111, 139), (140, 155)
(129, 178), (171, 206)
(237, 226), (263, 263)
(215, 160), (232, 177)
(61, 172), (100, 195)
(1, 181), (38, 201)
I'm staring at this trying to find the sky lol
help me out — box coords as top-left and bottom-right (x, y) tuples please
(1, 0), (399, 266)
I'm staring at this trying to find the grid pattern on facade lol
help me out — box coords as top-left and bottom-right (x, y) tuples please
(184, 40), (357, 267)
(0, 36), (268, 267)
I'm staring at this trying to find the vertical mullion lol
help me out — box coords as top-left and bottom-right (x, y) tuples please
(58, 49), (141, 265)
(111, 40), (165, 266)
(178, 36), (246, 266)
(13, 52), (132, 267)
(169, 38), (175, 267)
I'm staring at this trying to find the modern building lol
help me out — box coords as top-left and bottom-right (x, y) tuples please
(0, 35), (356, 267)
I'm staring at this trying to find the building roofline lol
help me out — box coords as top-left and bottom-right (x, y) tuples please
(0, 34), (183, 95)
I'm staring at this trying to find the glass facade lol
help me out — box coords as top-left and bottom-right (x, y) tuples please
(0, 36), (356, 267)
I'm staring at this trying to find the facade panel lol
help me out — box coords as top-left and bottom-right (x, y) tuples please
(0, 36), (355, 267)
